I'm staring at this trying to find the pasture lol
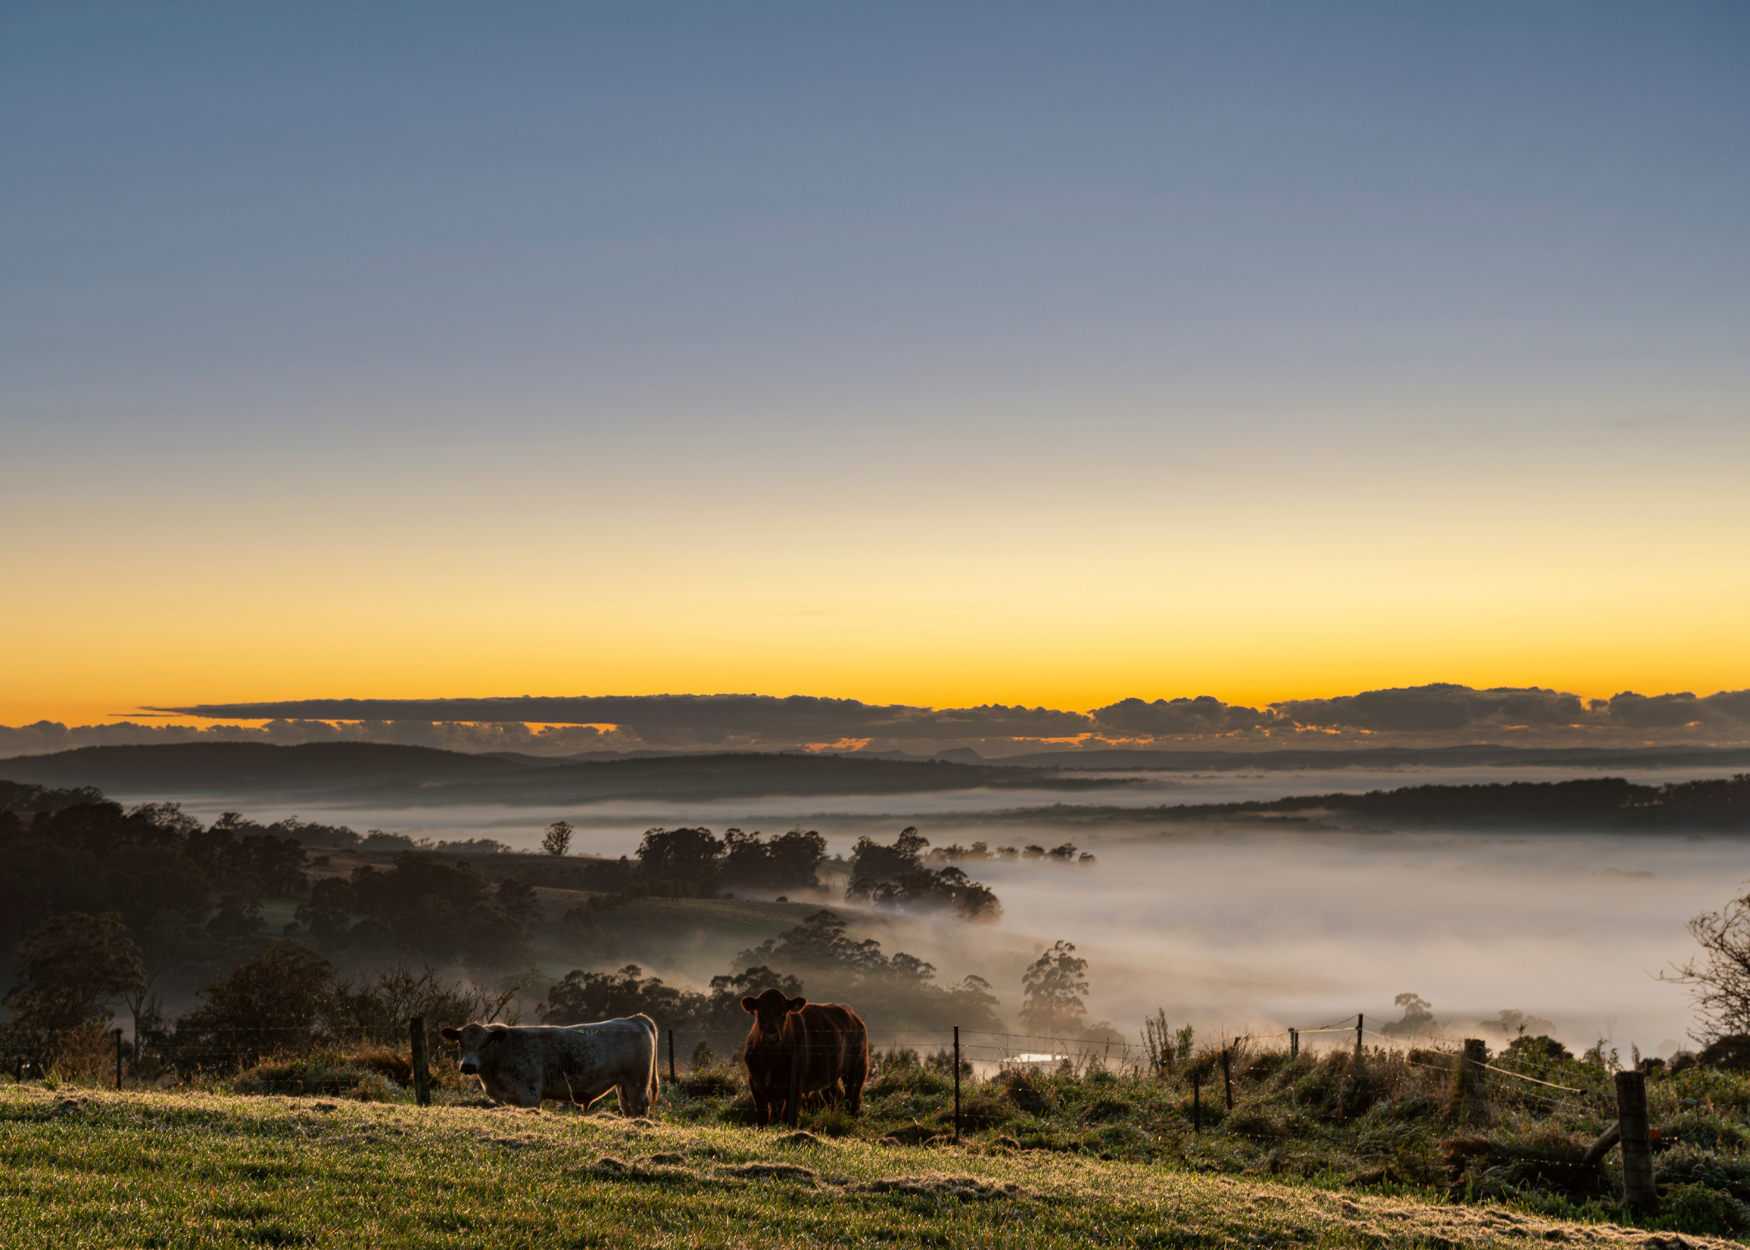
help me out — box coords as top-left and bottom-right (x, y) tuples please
(0, 1083), (1732, 1249)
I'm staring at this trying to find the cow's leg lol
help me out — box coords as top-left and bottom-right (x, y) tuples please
(616, 1080), (651, 1118)
(844, 1051), (867, 1116)
(751, 1093), (771, 1127)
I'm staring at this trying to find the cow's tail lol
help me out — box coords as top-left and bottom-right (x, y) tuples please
(642, 1013), (661, 1112)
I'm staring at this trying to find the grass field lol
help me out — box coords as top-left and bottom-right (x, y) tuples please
(1, 1083), (1733, 1249)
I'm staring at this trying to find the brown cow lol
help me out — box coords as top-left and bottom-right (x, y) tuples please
(741, 988), (868, 1127)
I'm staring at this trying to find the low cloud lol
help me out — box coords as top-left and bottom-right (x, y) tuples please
(2, 683), (1745, 760)
(1090, 696), (1280, 736)
(146, 695), (1092, 748)
(1599, 690), (1750, 730)
(1269, 685), (1588, 733)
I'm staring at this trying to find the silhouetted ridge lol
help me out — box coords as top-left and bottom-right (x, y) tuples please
(0, 741), (1123, 804)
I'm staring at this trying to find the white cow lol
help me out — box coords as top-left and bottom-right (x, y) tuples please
(440, 1016), (659, 1115)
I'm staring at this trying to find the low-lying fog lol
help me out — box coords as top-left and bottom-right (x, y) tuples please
(122, 763), (1748, 1058)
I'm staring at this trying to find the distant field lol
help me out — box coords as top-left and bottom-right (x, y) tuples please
(0, 1085), (1721, 1249)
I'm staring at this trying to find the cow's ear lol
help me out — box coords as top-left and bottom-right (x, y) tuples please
(740, 996), (759, 1014)
(786, 996), (808, 1014)
(486, 1025), (510, 1045)
(439, 1027), (461, 1042)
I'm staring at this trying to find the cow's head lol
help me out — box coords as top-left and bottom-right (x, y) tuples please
(439, 1022), (509, 1075)
(741, 987), (807, 1047)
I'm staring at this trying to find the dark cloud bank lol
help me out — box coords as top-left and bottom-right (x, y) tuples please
(3, 684), (1748, 758)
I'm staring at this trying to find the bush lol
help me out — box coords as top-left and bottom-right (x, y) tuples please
(1652, 1184), (1750, 1237)
(237, 1046), (413, 1098)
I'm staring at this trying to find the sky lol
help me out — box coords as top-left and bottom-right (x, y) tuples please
(4, 1), (1748, 727)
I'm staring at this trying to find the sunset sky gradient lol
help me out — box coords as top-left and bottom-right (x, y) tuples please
(4, 1), (1747, 727)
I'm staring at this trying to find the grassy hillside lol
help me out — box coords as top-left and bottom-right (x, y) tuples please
(1, 1083), (1732, 1249)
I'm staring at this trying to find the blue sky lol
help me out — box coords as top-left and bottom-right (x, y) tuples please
(3, 1), (1748, 722)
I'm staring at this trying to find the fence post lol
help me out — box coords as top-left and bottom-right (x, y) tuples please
(1191, 1072), (1201, 1132)
(1290, 1029), (1298, 1060)
(1356, 1014), (1363, 1059)
(1615, 1070), (1657, 1211)
(1222, 1047), (1233, 1110)
(115, 1028), (124, 1091)
(1451, 1038), (1490, 1126)
(410, 1016), (432, 1108)
(668, 1030), (676, 1084)
(787, 1048), (802, 1128)
(953, 1026), (961, 1143)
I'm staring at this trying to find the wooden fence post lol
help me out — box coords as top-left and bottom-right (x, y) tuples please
(1615, 1070), (1657, 1211)
(1290, 1029), (1298, 1060)
(1355, 1014), (1363, 1059)
(1222, 1047), (1233, 1110)
(410, 1016), (432, 1108)
(1450, 1038), (1490, 1126)
(953, 1026), (961, 1143)
(1191, 1072), (1201, 1132)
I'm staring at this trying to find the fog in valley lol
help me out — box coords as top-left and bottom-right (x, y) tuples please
(115, 762), (1750, 1059)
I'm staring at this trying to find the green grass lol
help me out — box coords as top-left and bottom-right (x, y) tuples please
(3, 1082), (1730, 1249)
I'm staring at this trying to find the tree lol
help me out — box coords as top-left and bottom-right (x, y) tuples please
(539, 964), (698, 1030)
(1379, 992), (1436, 1038)
(1665, 884), (1750, 1040)
(846, 826), (1001, 920)
(3, 912), (145, 1036)
(123, 910), (214, 1060)
(636, 827), (723, 892)
(541, 821), (573, 857)
(174, 944), (336, 1067)
(496, 878), (542, 925)
(1019, 940), (1089, 1036)
(295, 877), (354, 941)
(731, 909), (1003, 1033)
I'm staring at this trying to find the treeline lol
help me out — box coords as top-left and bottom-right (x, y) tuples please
(0, 800), (308, 948)
(846, 827), (1002, 921)
(570, 823), (1010, 921)
(1, 918), (520, 1074)
(542, 909), (1005, 1038)
(925, 839), (1096, 865)
(1157, 774), (1750, 829)
(1, 906), (1057, 1078)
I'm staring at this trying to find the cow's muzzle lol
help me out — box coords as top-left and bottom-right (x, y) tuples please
(459, 1061), (479, 1075)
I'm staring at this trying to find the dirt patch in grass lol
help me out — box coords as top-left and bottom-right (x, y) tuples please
(719, 1161), (818, 1182)
(849, 1173), (1026, 1201)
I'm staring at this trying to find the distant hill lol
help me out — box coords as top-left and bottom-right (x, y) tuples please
(915, 744), (1750, 771)
(0, 741), (1125, 806)
(1101, 774), (1750, 831)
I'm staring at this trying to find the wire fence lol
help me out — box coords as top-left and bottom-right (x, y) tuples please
(3, 1008), (1625, 1114)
